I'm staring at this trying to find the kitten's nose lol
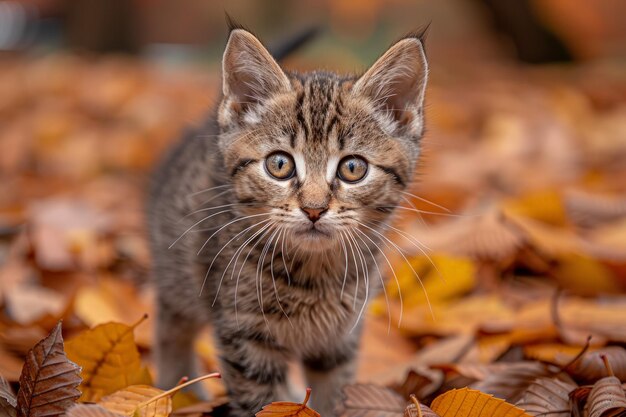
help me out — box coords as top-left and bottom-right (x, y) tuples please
(301, 207), (328, 223)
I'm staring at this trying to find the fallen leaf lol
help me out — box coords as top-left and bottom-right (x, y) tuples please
(65, 318), (151, 402)
(390, 369), (436, 401)
(16, 321), (82, 417)
(4, 284), (68, 326)
(67, 404), (124, 417)
(430, 388), (532, 417)
(338, 384), (404, 417)
(257, 388), (320, 417)
(584, 375), (626, 417)
(470, 362), (556, 404)
(515, 376), (577, 417)
(0, 375), (17, 417)
(99, 385), (171, 417)
(405, 395), (439, 417)
(569, 347), (626, 383)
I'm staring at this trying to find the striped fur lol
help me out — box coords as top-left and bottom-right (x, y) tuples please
(148, 28), (428, 417)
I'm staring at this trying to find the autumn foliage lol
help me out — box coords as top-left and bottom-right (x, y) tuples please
(1, 25), (626, 417)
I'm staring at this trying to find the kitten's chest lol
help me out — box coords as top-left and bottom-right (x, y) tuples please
(268, 285), (360, 355)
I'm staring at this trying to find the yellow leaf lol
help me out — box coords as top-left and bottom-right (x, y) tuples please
(503, 189), (567, 226)
(99, 385), (171, 417)
(389, 255), (475, 308)
(430, 388), (532, 417)
(552, 255), (619, 295)
(65, 318), (151, 402)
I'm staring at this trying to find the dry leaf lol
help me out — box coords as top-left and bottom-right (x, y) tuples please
(430, 388), (532, 417)
(65, 319), (151, 402)
(405, 396), (439, 417)
(257, 388), (320, 417)
(570, 347), (626, 383)
(390, 369), (436, 401)
(99, 385), (171, 417)
(16, 321), (82, 417)
(67, 404), (124, 417)
(470, 362), (555, 404)
(338, 384), (405, 417)
(0, 375), (17, 417)
(515, 376), (577, 417)
(585, 375), (626, 417)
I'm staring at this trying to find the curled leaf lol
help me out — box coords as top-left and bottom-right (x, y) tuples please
(569, 347), (626, 383)
(338, 384), (405, 417)
(515, 376), (577, 417)
(405, 395), (439, 417)
(16, 322), (82, 417)
(257, 388), (320, 417)
(430, 388), (532, 417)
(65, 318), (150, 402)
(584, 376), (626, 417)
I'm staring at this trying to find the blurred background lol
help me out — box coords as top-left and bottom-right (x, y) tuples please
(1, 0), (626, 397)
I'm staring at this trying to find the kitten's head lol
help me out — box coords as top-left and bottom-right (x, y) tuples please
(217, 28), (428, 252)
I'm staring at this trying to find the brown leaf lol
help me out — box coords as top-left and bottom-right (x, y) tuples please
(515, 376), (577, 417)
(569, 347), (626, 383)
(584, 376), (626, 417)
(0, 375), (17, 417)
(430, 388), (532, 417)
(66, 404), (124, 417)
(257, 388), (320, 417)
(16, 321), (82, 417)
(338, 384), (405, 417)
(404, 396), (439, 417)
(390, 369), (437, 401)
(469, 362), (555, 404)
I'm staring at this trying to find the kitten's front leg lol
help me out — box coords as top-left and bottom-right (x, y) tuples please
(303, 336), (359, 417)
(216, 329), (291, 417)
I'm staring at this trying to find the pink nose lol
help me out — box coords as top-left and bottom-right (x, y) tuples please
(301, 207), (328, 223)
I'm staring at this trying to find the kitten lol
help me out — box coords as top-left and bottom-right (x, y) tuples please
(148, 25), (428, 417)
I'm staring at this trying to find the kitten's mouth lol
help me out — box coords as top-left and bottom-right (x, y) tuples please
(301, 227), (330, 238)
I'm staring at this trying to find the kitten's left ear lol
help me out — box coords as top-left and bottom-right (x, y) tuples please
(222, 29), (291, 115)
(353, 36), (429, 135)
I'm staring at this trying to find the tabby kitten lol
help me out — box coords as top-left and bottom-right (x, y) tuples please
(148, 26), (428, 417)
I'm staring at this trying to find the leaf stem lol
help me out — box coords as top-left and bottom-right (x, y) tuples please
(601, 354), (614, 377)
(410, 395), (423, 417)
(131, 314), (149, 330)
(302, 388), (312, 406)
(135, 372), (221, 410)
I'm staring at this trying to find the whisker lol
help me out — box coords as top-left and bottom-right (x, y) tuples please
(197, 212), (271, 255)
(270, 228), (293, 326)
(280, 228), (291, 286)
(341, 230), (360, 311)
(353, 228), (391, 334)
(339, 232), (349, 299)
(400, 190), (451, 213)
(182, 202), (257, 222)
(353, 227), (404, 328)
(356, 221), (435, 321)
(168, 209), (237, 249)
(187, 184), (230, 198)
(346, 228), (369, 333)
(203, 218), (272, 301)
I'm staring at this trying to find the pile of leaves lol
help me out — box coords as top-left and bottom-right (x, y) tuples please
(1, 52), (626, 416)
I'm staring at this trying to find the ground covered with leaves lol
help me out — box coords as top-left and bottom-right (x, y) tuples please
(0, 55), (626, 416)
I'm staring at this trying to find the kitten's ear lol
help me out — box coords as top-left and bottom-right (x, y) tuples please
(353, 36), (428, 135)
(222, 29), (291, 113)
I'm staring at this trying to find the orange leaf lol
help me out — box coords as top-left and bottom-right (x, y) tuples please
(257, 388), (320, 417)
(430, 388), (532, 417)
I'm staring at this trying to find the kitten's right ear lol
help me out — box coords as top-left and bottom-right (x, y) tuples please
(221, 29), (291, 117)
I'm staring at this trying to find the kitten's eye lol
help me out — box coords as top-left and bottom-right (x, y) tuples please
(337, 156), (368, 183)
(265, 152), (296, 180)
